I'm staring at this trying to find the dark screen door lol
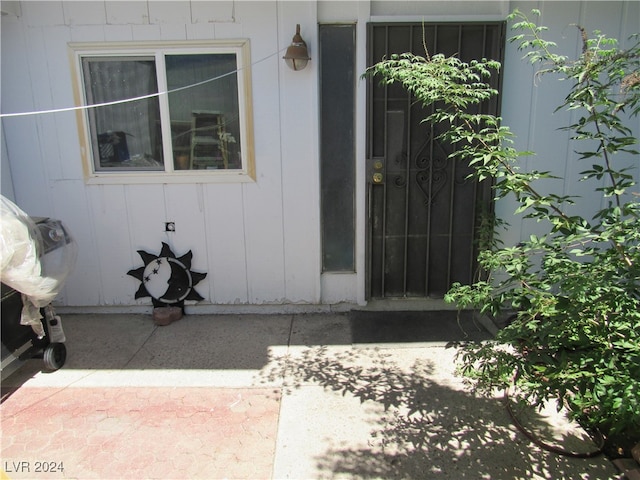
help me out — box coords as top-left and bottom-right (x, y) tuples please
(366, 22), (505, 299)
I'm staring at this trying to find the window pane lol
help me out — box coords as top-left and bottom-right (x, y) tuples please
(166, 54), (242, 170)
(320, 25), (356, 271)
(82, 57), (163, 171)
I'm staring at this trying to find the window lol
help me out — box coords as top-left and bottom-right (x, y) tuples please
(70, 41), (255, 183)
(320, 24), (356, 272)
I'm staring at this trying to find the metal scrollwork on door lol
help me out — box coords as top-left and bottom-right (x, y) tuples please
(413, 137), (448, 206)
(391, 150), (408, 188)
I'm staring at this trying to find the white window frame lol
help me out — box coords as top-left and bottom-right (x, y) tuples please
(69, 40), (255, 184)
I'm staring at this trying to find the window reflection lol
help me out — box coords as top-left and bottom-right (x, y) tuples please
(166, 54), (242, 170)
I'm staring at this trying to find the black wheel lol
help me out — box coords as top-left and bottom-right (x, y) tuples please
(43, 343), (66, 371)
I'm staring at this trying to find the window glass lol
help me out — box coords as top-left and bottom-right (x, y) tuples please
(73, 41), (254, 182)
(166, 54), (242, 171)
(82, 57), (163, 171)
(320, 25), (356, 271)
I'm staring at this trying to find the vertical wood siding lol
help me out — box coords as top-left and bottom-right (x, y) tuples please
(1, 1), (321, 309)
(499, 1), (639, 246)
(1, 1), (637, 308)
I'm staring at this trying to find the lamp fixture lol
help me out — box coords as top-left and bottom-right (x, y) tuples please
(283, 24), (310, 71)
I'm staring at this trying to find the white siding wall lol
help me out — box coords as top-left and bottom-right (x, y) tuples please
(1, 1), (637, 311)
(1, 1), (321, 311)
(499, 1), (640, 245)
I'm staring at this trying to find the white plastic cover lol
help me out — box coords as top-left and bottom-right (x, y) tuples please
(0, 195), (77, 336)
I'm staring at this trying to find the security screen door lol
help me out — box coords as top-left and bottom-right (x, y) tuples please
(366, 22), (505, 299)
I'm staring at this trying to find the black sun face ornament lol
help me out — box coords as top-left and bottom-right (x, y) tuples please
(127, 243), (207, 308)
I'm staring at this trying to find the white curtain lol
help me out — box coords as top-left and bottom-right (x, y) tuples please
(84, 58), (162, 167)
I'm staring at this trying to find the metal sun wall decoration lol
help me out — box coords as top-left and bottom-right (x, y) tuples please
(127, 243), (207, 308)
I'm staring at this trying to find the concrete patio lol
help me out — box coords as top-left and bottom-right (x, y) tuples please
(1, 311), (619, 479)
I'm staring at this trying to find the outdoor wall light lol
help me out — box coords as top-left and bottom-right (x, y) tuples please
(283, 24), (310, 71)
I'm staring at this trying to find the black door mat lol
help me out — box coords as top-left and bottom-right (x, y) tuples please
(349, 310), (491, 344)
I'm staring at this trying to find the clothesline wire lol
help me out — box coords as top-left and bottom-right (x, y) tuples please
(0, 46), (287, 119)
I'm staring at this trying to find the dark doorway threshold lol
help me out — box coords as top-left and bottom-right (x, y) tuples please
(349, 309), (491, 344)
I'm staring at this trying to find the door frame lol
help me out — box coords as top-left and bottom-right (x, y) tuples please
(364, 21), (506, 301)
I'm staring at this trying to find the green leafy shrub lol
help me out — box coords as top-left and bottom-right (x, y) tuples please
(366, 9), (640, 448)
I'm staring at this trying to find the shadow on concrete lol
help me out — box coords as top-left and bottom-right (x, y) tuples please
(52, 313), (295, 371)
(264, 346), (614, 480)
(5, 312), (359, 380)
(10, 310), (487, 373)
